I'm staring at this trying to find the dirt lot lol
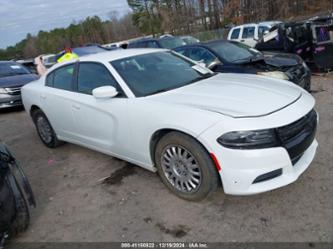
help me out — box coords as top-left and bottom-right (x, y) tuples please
(1, 75), (332, 242)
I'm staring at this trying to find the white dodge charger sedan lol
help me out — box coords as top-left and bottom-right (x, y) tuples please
(22, 49), (318, 200)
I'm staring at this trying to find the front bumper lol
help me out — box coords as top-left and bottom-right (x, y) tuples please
(214, 139), (317, 195)
(199, 102), (317, 196)
(0, 94), (23, 109)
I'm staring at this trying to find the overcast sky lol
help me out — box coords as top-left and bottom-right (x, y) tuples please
(0, 0), (131, 48)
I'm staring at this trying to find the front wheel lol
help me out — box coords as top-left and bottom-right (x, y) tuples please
(155, 132), (219, 201)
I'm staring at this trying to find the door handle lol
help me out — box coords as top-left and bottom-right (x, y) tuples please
(40, 94), (46, 100)
(72, 104), (80, 110)
(240, 39), (245, 42)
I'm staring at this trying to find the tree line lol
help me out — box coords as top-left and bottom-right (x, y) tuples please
(1, 0), (332, 60)
(128, 0), (333, 34)
(0, 14), (140, 60)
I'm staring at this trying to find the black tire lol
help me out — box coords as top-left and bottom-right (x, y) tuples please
(32, 109), (63, 148)
(155, 132), (219, 201)
(7, 174), (30, 237)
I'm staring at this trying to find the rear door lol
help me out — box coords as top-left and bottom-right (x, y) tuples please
(41, 63), (78, 140)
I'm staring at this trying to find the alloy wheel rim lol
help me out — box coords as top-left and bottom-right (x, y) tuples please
(161, 145), (202, 193)
(36, 116), (52, 144)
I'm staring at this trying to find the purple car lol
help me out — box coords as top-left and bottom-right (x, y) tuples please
(0, 61), (38, 109)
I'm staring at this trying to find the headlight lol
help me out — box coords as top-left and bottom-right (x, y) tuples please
(257, 71), (289, 80)
(217, 129), (279, 149)
(0, 88), (7, 94)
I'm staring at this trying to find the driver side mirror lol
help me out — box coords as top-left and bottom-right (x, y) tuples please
(92, 86), (118, 99)
(207, 59), (222, 71)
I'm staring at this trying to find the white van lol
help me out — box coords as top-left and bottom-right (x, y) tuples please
(227, 21), (282, 47)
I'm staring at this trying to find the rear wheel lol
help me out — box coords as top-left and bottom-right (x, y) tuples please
(155, 132), (219, 201)
(32, 109), (63, 148)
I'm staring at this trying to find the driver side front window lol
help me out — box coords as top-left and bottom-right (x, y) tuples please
(77, 63), (123, 96)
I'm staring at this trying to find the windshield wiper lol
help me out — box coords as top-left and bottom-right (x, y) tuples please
(149, 89), (171, 95)
(184, 74), (213, 85)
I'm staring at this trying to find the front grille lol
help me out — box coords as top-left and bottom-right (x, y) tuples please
(276, 109), (317, 164)
(5, 87), (21, 95)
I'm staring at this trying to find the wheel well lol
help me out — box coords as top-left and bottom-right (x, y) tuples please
(150, 128), (222, 186)
(30, 105), (41, 118)
(150, 129), (203, 164)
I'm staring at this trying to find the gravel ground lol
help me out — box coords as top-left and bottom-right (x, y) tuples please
(0, 75), (332, 242)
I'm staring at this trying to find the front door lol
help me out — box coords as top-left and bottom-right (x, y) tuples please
(70, 62), (130, 154)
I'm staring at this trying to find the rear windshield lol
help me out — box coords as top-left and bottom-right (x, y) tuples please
(0, 62), (30, 78)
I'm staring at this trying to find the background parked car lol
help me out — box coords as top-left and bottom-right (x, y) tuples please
(228, 21), (282, 47)
(0, 61), (39, 109)
(0, 143), (36, 247)
(54, 45), (114, 63)
(15, 59), (37, 74)
(255, 21), (333, 71)
(127, 36), (186, 49)
(175, 40), (311, 91)
(179, 35), (200, 45)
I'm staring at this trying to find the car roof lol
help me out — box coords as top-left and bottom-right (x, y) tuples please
(49, 48), (168, 70)
(232, 21), (282, 28)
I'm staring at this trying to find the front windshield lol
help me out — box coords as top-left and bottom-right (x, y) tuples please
(0, 62), (30, 78)
(159, 37), (186, 49)
(111, 51), (213, 97)
(210, 41), (262, 63)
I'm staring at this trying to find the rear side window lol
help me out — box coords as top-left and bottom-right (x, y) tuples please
(77, 63), (121, 95)
(47, 64), (74, 90)
(175, 48), (187, 56)
(146, 41), (159, 48)
(258, 26), (270, 39)
(45, 72), (54, 87)
(242, 26), (255, 38)
(137, 42), (147, 48)
(230, 28), (240, 39)
(128, 41), (145, 48)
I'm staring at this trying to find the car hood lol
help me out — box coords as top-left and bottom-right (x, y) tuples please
(263, 51), (302, 67)
(0, 74), (39, 88)
(149, 74), (302, 118)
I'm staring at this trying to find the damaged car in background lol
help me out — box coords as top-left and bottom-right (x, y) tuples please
(175, 40), (312, 91)
(22, 49), (318, 201)
(255, 17), (333, 71)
